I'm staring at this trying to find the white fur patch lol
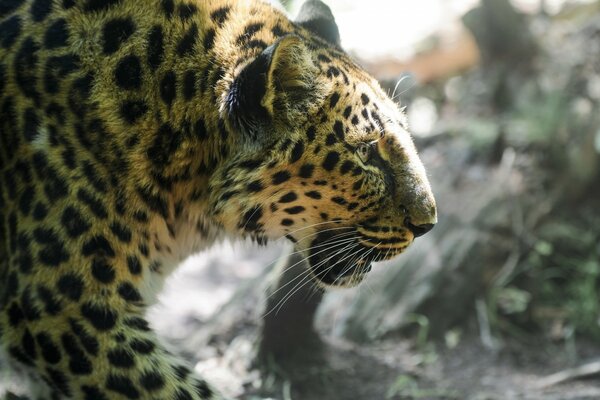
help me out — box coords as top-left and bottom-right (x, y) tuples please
(138, 214), (224, 305)
(31, 126), (48, 151)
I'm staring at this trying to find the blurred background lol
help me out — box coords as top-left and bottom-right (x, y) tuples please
(147, 0), (600, 399)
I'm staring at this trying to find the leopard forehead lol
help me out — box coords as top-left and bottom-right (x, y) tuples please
(209, 67), (424, 229)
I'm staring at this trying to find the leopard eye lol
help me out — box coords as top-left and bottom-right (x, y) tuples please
(356, 143), (371, 163)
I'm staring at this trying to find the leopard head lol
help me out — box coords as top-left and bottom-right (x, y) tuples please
(211, 0), (436, 288)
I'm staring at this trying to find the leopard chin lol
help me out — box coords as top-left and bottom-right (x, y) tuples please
(304, 228), (376, 288)
(308, 252), (372, 288)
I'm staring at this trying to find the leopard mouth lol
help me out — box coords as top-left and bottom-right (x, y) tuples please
(308, 249), (373, 287)
(305, 224), (413, 287)
(306, 229), (376, 287)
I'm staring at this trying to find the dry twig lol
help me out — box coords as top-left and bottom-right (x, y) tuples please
(537, 360), (600, 388)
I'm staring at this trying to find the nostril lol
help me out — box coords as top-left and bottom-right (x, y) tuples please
(404, 218), (435, 238)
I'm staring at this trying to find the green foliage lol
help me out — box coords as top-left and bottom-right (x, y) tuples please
(509, 90), (566, 145)
(277, 0), (295, 12)
(487, 214), (600, 342)
(404, 313), (430, 350)
(386, 375), (461, 399)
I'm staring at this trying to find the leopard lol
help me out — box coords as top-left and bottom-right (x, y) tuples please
(0, 0), (437, 398)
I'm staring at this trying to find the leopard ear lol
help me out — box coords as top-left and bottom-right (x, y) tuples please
(225, 35), (330, 139)
(295, 0), (340, 46)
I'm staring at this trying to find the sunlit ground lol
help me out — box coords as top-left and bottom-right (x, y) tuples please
(149, 241), (286, 338)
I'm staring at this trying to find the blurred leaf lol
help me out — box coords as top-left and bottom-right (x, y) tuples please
(444, 328), (462, 349)
(405, 314), (430, 350)
(496, 287), (531, 314)
(386, 375), (418, 398)
(534, 241), (553, 256)
(277, 0), (295, 12)
(509, 91), (566, 145)
(386, 374), (461, 399)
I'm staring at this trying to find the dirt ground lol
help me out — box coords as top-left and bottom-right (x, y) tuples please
(2, 243), (600, 399)
(150, 244), (600, 400)
(180, 247), (600, 400)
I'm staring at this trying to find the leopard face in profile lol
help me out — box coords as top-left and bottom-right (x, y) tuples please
(0, 0), (436, 398)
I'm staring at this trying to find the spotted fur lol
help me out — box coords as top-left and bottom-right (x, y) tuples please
(0, 0), (436, 398)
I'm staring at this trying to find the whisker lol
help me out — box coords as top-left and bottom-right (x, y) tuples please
(391, 74), (414, 102)
(276, 219), (353, 240)
(266, 228), (356, 267)
(254, 226), (357, 286)
(267, 236), (358, 299)
(264, 235), (358, 300)
(331, 241), (381, 287)
(330, 246), (371, 286)
(363, 243), (386, 295)
(268, 231), (358, 281)
(292, 225), (354, 245)
(265, 240), (359, 317)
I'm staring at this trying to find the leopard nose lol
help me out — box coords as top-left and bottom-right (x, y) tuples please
(404, 218), (435, 238)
